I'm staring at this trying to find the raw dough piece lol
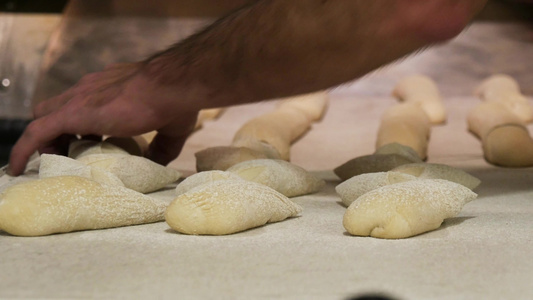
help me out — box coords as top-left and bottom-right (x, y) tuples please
(467, 101), (533, 167)
(227, 159), (325, 197)
(334, 143), (423, 181)
(0, 176), (167, 237)
(392, 163), (481, 190)
(195, 91), (328, 171)
(78, 154), (181, 193)
(39, 154), (124, 187)
(343, 179), (477, 239)
(392, 75), (446, 124)
(376, 102), (431, 160)
(277, 91), (329, 121)
(335, 171), (417, 207)
(68, 140), (129, 159)
(175, 170), (243, 196)
(165, 180), (302, 235)
(475, 74), (533, 123)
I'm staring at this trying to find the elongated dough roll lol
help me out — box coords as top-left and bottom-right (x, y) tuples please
(392, 75), (446, 124)
(277, 91), (329, 121)
(343, 179), (477, 239)
(467, 101), (533, 167)
(78, 154), (181, 193)
(196, 91), (329, 171)
(475, 74), (533, 123)
(392, 163), (481, 190)
(227, 159), (325, 197)
(0, 176), (167, 237)
(336, 171), (416, 207)
(376, 102), (431, 160)
(166, 180), (302, 235)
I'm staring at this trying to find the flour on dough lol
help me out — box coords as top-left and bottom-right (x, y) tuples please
(0, 176), (167, 237)
(77, 154), (181, 193)
(392, 163), (481, 190)
(39, 154), (124, 187)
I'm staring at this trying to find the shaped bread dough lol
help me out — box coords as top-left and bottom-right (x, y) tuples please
(392, 163), (481, 190)
(0, 176), (167, 237)
(475, 74), (533, 123)
(39, 154), (124, 187)
(277, 91), (329, 121)
(165, 180), (302, 235)
(226, 159), (325, 197)
(336, 171), (417, 207)
(343, 179), (477, 239)
(195, 92), (328, 171)
(392, 75), (446, 124)
(175, 170), (243, 196)
(77, 154), (181, 193)
(68, 140), (129, 159)
(376, 102), (431, 160)
(468, 101), (533, 167)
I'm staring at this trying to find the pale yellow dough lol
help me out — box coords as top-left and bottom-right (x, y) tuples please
(165, 180), (302, 235)
(343, 179), (477, 239)
(227, 159), (325, 197)
(0, 176), (167, 237)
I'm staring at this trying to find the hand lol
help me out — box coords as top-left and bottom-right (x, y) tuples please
(8, 63), (200, 176)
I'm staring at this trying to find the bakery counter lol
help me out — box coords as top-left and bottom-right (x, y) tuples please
(1, 22), (533, 299)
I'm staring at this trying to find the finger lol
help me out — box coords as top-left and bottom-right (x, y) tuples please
(8, 114), (66, 176)
(80, 134), (103, 141)
(33, 88), (77, 119)
(38, 134), (77, 156)
(147, 133), (189, 166)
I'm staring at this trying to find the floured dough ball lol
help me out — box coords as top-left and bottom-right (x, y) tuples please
(39, 154), (124, 187)
(336, 171), (417, 207)
(343, 179), (477, 239)
(227, 159), (325, 197)
(77, 154), (181, 193)
(68, 140), (129, 159)
(392, 163), (481, 190)
(175, 170), (243, 196)
(165, 180), (302, 235)
(0, 176), (167, 237)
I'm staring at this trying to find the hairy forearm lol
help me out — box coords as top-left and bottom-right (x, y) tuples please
(143, 0), (486, 109)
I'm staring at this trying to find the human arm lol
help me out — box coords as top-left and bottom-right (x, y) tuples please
(8, 0), (487, 176)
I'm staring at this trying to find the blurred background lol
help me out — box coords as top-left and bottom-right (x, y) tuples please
(0, 0), (532, 166)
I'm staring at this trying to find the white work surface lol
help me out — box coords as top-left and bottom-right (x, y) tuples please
(1, 22), (533, 300)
